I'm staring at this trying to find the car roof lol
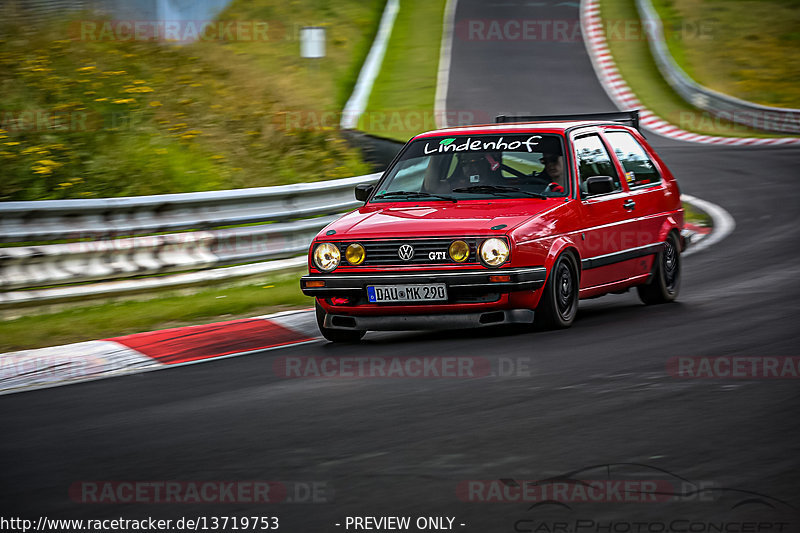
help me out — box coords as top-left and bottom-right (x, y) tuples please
(412, 121), (631, 140)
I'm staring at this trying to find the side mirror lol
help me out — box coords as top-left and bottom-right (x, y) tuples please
(585, 176), (615, 196)
(355, 183), (375, 202)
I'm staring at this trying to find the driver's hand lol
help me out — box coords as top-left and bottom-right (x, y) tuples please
(548, 182), (564, 193)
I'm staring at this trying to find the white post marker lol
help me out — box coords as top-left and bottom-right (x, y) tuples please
(300, 26), (326, 58)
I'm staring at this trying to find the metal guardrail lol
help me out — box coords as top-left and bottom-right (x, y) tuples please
(0, 173), (381, 242)
(636, 0), (800, 135)
(0, 173), (381, 306)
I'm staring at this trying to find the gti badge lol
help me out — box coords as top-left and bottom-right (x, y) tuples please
(398, 244), (414, 261)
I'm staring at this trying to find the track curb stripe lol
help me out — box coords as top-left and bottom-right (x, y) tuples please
(0, 311), (319, 395)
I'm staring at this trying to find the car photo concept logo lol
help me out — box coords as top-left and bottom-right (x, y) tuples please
(398, 244), (414, 261)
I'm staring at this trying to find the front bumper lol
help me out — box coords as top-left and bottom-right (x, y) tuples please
(300, 267), (547, 300)
(322, 309), (536, 331)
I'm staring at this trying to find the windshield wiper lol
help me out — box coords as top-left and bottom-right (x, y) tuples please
(373, 190), (457, 203)
(452, 185), (547, 199)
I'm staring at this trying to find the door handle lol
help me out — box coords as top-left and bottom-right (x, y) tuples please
(623, 199), (636, 210)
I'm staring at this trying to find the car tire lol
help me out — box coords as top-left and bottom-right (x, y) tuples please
(534, 252), (579, 330)
(315, 301), (366, 343)
(637, 232), (681, 305)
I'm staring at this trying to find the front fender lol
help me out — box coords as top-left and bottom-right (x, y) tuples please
(544, 236), (581, 277)
(509, 235), (579, 310)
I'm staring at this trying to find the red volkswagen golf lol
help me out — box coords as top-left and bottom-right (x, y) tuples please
(301, 112), (683, 342)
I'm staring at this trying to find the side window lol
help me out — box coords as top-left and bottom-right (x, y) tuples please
(605, 131), (661, 188)
(573, 134), (621, 195)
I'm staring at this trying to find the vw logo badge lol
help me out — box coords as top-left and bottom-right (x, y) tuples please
(398, 244), (414, 261)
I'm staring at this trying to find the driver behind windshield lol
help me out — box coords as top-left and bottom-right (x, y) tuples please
(450, 152), (502, 190)
(536, 152), (565, 193)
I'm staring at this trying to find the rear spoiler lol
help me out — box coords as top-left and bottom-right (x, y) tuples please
(495, 110), (640, 132)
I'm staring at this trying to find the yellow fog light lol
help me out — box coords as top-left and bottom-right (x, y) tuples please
(313, 242), (340, 272)
(448, 240), (470, 263)
(345, 243), (366, 265)
(480, 238), (509, 267)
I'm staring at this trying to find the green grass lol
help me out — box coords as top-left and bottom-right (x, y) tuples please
(0, 269), (312, 353)
(683, 201), (712, 228)
(357, 0), (447, 142)
(0, 0), (385, 201)
(652, 0), (800, 109)
(599, 0), (795, 138)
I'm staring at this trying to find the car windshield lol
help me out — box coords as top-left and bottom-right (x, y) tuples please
(372, 133), (568, 202)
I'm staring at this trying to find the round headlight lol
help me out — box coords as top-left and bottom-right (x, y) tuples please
(313, 243), (340, 272)
(448, 240), (470, 263)
(479, 238), (509, 267)
(345, 243), (366, 265)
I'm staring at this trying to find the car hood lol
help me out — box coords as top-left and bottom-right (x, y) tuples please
(320, 199), (563, 239)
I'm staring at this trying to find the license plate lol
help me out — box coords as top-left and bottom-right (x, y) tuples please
(367, 284), (447, 303)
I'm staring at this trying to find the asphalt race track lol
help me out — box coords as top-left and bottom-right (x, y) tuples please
(2, 1), (799, 531)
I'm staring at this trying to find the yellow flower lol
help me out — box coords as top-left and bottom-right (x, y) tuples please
(154, 148), (168, 155)
(94, 98), (108, 102)
(76, 66), (96, 73)
(58, 182), (73, 187)
(133, 80), (147, 85)
(4, 142), (20, 146)
(123, 86), (154, 93)
(149, 101), (162, 107)
(112, 98), (136, 104)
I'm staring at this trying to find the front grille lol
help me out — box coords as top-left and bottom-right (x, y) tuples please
(335, 238), (482, 266)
